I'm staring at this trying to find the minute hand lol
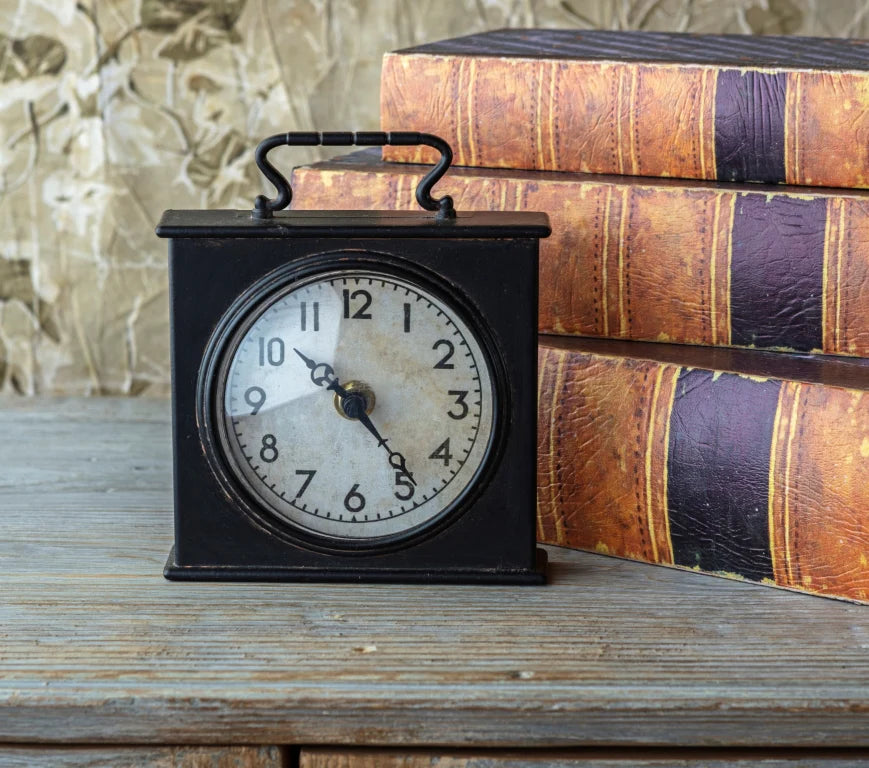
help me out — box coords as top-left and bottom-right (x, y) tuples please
(341, 391), (417, 486)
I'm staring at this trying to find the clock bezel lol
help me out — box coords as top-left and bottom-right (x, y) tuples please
(197, 249), (510, 556)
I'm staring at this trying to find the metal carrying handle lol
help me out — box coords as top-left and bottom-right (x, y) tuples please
(252, 131), (456, 220)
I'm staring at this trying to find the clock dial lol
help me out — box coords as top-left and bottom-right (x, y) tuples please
(216, 268), (496, 544)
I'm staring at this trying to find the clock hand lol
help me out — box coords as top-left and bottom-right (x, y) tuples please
(341, 395), (417, 486)
(293, 348), (417, 485)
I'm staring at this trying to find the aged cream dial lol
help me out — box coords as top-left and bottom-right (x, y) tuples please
(216, 268), (496, 544)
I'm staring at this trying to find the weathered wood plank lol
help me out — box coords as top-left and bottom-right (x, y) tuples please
(0, 746), (282, 767)
(299, 750), (869, 768)
(2, 398), (869, 747)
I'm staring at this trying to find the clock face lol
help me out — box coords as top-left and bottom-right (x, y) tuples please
(215, 266), (497, 546)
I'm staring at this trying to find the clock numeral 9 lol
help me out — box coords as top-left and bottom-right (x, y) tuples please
(447, 390), (468, 419)
(259, 434), (278, 463)
(429, 438), (453, 466)
(344, 483), (366, 512)
(258, 337), (284, 366)
(394, 471), (415, 501)
(343, 289), (372, 319)
(432, 339), (455, 369)
(244, 386), (266, 415)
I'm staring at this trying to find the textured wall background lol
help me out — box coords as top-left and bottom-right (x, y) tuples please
(1, 0), (867, 396)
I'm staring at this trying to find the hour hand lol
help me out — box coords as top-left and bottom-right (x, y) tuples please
(293, 348), (346, 394)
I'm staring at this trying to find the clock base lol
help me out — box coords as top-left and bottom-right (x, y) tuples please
(163, 546), (547, 585)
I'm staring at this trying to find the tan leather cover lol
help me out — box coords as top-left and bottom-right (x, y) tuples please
(537, 339), (869, 604)
(290, 156), (869, 357)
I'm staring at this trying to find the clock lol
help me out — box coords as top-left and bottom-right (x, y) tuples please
(156, 131), (550, 583)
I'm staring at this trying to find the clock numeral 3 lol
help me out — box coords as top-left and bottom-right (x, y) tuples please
(344, 483), (366, 512)
(244, 386), (266, 415)
(294, 469), (316, 498)
(429, 438), (453, 466)
(447, 390), (468, 420)
(259, 434), (279, 463)
(432, 339), (455, 369)
(394, 471), (415, 501)
(258, 337), (285, 366)
(343, 289), (372, 319)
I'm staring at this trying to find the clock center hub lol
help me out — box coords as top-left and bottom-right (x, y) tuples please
(334, 380), (376, 420)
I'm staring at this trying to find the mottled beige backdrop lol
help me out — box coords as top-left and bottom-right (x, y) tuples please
(1, 0), (867, 395)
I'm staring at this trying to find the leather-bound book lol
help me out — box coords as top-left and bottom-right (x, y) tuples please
(290, 150), (869, 357)
(380, 29), (869, 189)
(537, 336), (869, 604)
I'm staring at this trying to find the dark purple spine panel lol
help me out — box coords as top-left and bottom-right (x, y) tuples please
(730, 193), (826, 352)
(667, 369), (780, 581)
(714, 69), (788, 183)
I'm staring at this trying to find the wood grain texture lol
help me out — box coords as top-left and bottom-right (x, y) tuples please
(0, 746), (283, 767)
(3, 397), (869, 747)
(380, 30), (869, 189)
(300, 748), (869, 767)
(290, 152), (869, 356)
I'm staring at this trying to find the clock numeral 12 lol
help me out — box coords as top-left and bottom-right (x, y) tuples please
(343, 289), (372, 319)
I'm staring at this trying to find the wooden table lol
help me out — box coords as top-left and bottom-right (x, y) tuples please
(2, 397), (869, 767)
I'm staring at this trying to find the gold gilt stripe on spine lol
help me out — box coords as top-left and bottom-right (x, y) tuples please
(709, 193), (723, 346)
(784, 71), (803, 186)
(658, 366), (679, 564)
(835, 199), (847, 353)
(535, 346), (551, 543)
(822, 198), (838, 353)
(710, 191), (736, 347)
(548, 60), (559, 169)
(616, 64), (627, 175)
(724, 189), (736, 345)
(699, 68), (718, 180)
(466, 58), (478, 167)
(628, 65), (639, 176)
(644, 364), (680, 564)
(548, 350), (568, 545)
(644, 366), (666, 563)
(600, 185), (614, 337)
(617, 186), (630, 337)
(770, 382), (802, 588)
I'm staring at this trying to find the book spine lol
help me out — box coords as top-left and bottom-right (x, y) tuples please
(290, 162), (869, 357)
(536, 341), (869, 603)
(380, 52), (869, 189)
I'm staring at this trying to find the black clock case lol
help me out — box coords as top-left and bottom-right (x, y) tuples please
(157, 208), (550, 584)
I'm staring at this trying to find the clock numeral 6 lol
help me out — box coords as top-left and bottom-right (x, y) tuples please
(344, 483), (366, 512)
(244, 386), (266, 415)
(432, 339), (455, 369)
(429, 438), (453, 466)
(447, 390), (468, 420)
(259, 434), (278, 463)
(258, 337), (285, 366)
(343, 289), (372, 319)
(394, 471), (415, 501)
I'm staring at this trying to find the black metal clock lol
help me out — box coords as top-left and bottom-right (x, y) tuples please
(156, 131), (550, 584)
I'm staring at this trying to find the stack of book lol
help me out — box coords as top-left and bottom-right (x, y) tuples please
(291, 29), (869, 603)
